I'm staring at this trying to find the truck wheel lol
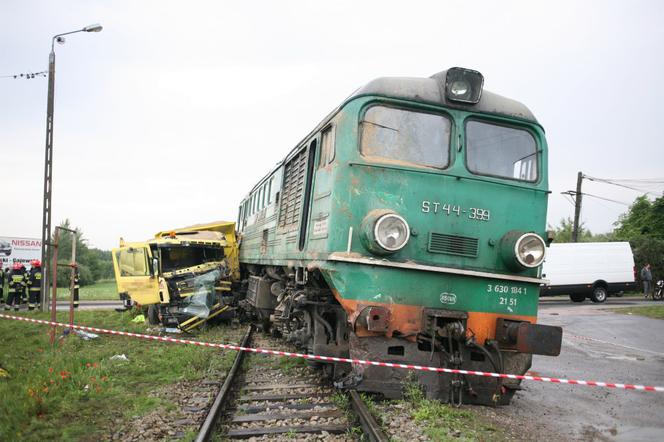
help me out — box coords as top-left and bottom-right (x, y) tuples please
(570, 294), (585, 303)
(654, 289), (663, 301)
(590, 286), (607, 303)
(147, 305), (160, 325)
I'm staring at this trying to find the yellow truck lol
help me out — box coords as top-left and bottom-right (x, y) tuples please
(112, 221), (240, 331)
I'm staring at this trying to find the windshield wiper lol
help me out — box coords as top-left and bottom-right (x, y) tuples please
(362, 120), (399, 132)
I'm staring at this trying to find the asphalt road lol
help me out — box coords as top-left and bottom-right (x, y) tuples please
(500, 297), (664, 441)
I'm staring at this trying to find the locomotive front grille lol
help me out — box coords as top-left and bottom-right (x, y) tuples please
(428, 232), (479, 258)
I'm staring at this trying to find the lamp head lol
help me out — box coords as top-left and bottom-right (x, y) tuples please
(83, 24), (103, 32)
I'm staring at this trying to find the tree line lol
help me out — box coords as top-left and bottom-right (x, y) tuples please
(53, 219), (114, 287)
(550, 194), (664, 282)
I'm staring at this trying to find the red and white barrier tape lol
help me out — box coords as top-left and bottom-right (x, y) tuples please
(2, 313), (663, 393)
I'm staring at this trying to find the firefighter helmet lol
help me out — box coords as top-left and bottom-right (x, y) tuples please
(30, 259), (41, 268)
(12, 262), (22, 270)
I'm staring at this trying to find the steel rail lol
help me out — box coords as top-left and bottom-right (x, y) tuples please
(348, 390), (389, 442)
(195, 325), (252, 442)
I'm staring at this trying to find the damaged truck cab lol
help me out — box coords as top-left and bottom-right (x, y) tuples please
(112, 222), (240, 331)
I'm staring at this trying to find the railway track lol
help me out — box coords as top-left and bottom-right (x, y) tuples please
(196, 326), (388, 441)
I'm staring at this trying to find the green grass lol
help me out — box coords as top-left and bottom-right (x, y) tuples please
(0, 280), (118, 303)
(0, 310), (238, 441)
(56, 279), (118, 301)
(277, 353), (307, 374)
(612, 305), (664, 319)
(403, 383), (503, 441)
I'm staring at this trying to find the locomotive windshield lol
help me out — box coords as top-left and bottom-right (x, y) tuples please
(360, 106), (451, 169)
(466, 120), (538, 182)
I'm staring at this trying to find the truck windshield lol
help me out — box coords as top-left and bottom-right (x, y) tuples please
(466, 120), (538, 182)
(360, 106), (451, 169)
(159, 246), (224, 273)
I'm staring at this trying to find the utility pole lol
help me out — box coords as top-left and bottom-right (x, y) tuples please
(572, 171), (583, 242)
(40, 43), (56, 312)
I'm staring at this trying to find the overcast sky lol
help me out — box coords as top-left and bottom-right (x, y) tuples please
(2, 0), (663, 250)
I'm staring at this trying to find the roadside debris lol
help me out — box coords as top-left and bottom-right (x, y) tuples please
(74, 329), (99, 340)
(110, 354), (129, 361)
(160, 327), (182, 334)
(131, 314), (145, 323)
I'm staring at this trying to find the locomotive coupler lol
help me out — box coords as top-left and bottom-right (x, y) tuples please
(449, 352), (464, 407)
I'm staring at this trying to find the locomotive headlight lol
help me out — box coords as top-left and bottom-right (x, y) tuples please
(360, 210), (410, 255)
(499, 231), (546, 271)
(375, 214), (410, 252)
(514, 233), (546, 268)
(445, 67), (484, 104)
(450, 80), (470, 97)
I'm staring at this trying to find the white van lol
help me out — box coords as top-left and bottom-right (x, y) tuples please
(541, 242), (637, 303)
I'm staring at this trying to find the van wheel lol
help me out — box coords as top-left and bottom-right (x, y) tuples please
(147, 305), (160, 325)
(591, 286), (607, 303)
(570, 294), (585, 303)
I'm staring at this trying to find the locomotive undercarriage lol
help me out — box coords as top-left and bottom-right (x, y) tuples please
(241, 265), (530, 406)
(346, 318), (532, 406)
(241, 266), (351, 378)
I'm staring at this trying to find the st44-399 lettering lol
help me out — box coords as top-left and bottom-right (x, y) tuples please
(421, 201), (490, 221)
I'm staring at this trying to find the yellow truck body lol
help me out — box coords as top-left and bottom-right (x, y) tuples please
(112, 221), (239, 329)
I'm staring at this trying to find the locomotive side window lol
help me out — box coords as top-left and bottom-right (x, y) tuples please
(466, 120), (538, 182)
(319, 125), (335, 167)
(360, 106), (451, 169)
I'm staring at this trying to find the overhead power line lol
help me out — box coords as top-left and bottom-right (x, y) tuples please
(0, 70), (48, 79)
(583, 174), (664, 196)
(580, 192), (630, 206)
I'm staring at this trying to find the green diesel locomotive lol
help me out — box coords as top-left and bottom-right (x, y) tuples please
(237, 67), (561, 405)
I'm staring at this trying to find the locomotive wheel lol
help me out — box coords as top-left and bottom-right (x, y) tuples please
(570, 294), (585, 303)
(590, 286), (607, 303)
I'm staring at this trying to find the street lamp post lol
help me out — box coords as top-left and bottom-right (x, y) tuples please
(40, 24), (102, 312)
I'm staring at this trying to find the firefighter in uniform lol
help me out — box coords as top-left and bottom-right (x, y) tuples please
(6, 263), (26, 311)
(73, 266), (80, 309)
(0, 266), (5, 305)
(26, 260), (43, 311)
(21, 264), (29, 304)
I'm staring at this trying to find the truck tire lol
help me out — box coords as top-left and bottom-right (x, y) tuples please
(590, 286), (607, 303)
(147, 305), (160, 325)
(570, 294), (585, 303)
